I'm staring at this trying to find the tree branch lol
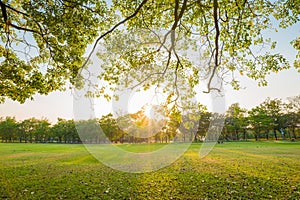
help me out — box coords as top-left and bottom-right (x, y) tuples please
(9, 22), (39, 34)
(0, 0), (8, 22)
(0, 0), (30, 18)
(204, 0), (221, 93)
(80, 0), (148, 70)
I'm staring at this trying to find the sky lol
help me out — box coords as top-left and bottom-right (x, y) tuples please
(0, 19), (299, 123)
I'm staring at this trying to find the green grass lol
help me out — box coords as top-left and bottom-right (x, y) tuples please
(0, 141), (300, 199)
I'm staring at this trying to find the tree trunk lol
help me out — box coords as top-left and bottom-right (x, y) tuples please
(292, 127), (296, 139)
(194, 133), (198, 142)
(274, 128), (278, 140)
(243, 129), (246, 141)
(287, 130), (291, 140)
(266, 130), (269, 140)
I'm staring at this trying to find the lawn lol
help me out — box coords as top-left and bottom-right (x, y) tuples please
(0, 141), (299, 199)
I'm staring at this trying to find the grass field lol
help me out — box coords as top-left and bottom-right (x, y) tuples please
(0, 141), (300, 199)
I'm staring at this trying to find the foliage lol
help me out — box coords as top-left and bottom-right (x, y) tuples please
(0, 116), (18, 142)
(99, 114), (122, 143)
(88, 0), (298, 107)
(248, 105), (273, 140)
(0, 0), (299, 103)
(225, 103), (247, 140)
(0, 0), (112, 102)
(50, 118), (77, 143)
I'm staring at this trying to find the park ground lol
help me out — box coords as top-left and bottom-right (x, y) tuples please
(0, 141), (299, 199)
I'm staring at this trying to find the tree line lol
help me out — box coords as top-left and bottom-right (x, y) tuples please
(0, 95), (299, 144)
(221, 96), (300, 141)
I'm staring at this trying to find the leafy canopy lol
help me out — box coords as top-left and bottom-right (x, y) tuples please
(0, 0), (112, 102)
(0, 0), (299, 103)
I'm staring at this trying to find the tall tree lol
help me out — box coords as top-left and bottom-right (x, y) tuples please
(286, 95), (300, 139)
(0, 116), (18, 142)
(260, 98), (286, 140)
(225, 103), (246, 140)
(76, 119), (100, 143)
(196, 111), (211, 141)
(100, 114), (121, 143)
(19, 118), (40, 143)
(33, 118), (51, 143)
(248, 106), (272, 141)
(51, 118), (77, 143)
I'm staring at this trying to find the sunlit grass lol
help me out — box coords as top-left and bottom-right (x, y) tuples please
(116, 143), (168, 153)
(0, 141), (299, 199)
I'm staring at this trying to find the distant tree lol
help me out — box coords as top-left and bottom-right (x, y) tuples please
(116, 114), (133, 143)
(248, 106), (272, 141)
(32, 118), (51, 143)
(165, 106), (181, 143)
(76, 119), (101, 143)
(225, 103), (247, 140)
(100, 114), (122, 143)
(241, 115), (250, 141)
(0, 117), (18, 142)
(116, 107), (167, 143)
(197, 112), (212, 141)
(183, 104), (208, 142)
(129, 110), (150, 143)
(286, 95), (300, 139)
(51, 118), (77, 143)
(260, 98), (286, 140)
(19, 118), (41, 143)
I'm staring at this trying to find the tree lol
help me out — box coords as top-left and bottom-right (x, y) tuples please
(0, 0), (299, 104)
(129, 110), (151, 143)
(240, 115), (250, 141)
(225, 103), (247, 140)
(248, 106), (272, 141)
(19, 118), (40, 143)
(259, 98), (286, 140)
(76, 119), (101, 143)
(0, 116), (18, 142)
(100, 114), (122, 143)
(166, 105), (181, 142)
(196, 111), (211, 141)
(286, 95), (300, 139)
(0, 0), (111, 102)
(33, 118), (51, 143)
(51, 118), (77, 143)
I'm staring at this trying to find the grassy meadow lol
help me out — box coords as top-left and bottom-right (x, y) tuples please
(0, 141), (300, 199)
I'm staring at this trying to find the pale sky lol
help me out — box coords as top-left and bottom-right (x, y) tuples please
(0, 20), (299, 123)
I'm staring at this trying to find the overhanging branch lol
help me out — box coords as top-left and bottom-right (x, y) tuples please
(204, 0), (221, 93)
(80, 0), (149, 70)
